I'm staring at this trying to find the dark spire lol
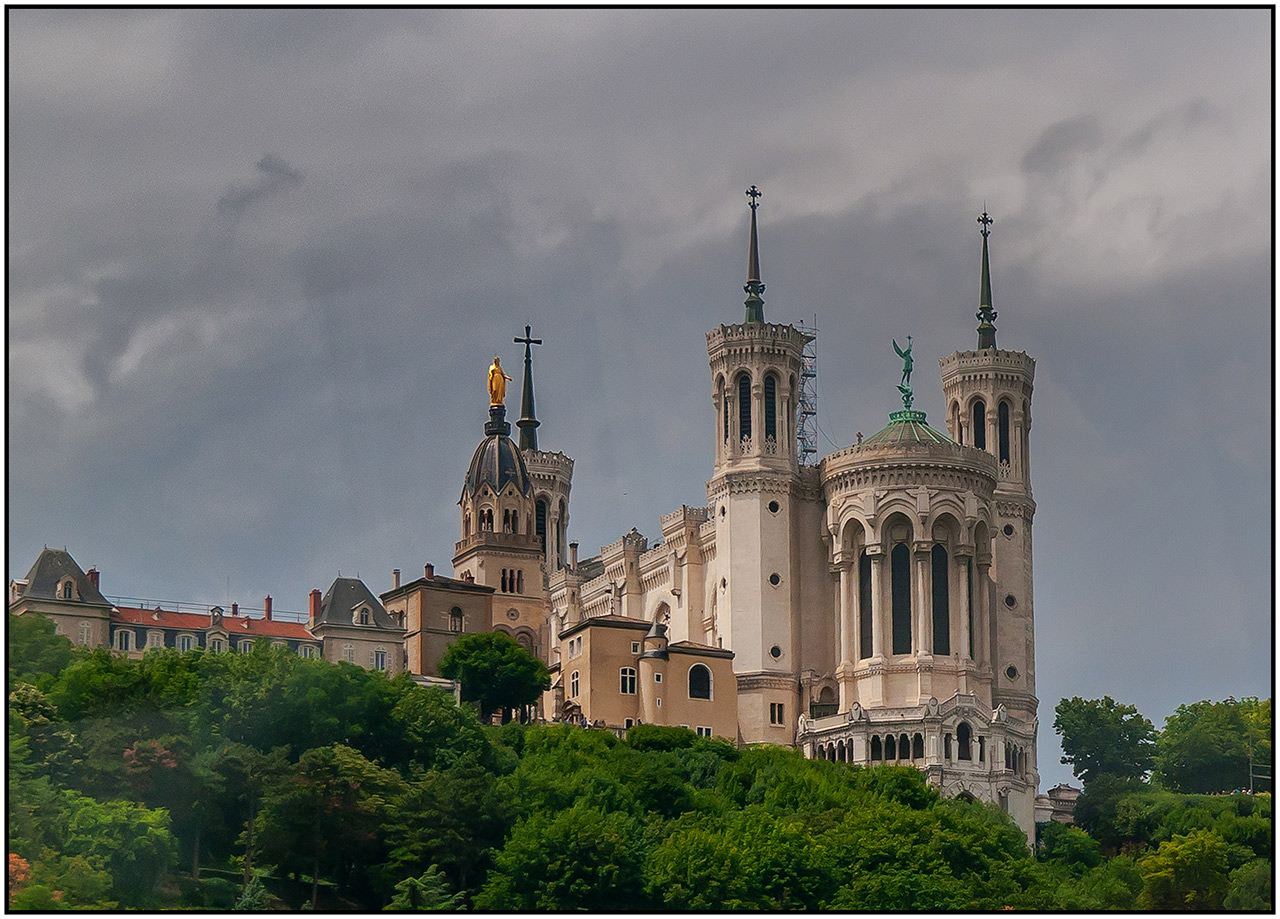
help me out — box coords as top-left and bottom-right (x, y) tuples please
(743, 185), (765, 323)
(976, 210), (998, 350)
(514, 324), (542, 450)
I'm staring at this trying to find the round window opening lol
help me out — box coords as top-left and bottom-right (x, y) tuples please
(1005, 665), (1019, 681)
(1003, 524), (1015, 537)
(768, 500), (780, 514)
(769, 645), (782, 660)
(506, 609), (519, 621)
(769, 573), (781, 586)
(1004, 594), (1017, 608)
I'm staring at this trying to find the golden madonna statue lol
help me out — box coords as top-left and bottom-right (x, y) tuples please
(488, 356), (512, 406)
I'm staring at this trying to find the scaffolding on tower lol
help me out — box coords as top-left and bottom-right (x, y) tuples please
(796, 316), (819, 465)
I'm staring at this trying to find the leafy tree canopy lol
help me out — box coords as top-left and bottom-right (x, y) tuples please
(1053, 695), (1156, 785)
(1155, 697), (1271, 795)
(439, 632), (549, 722)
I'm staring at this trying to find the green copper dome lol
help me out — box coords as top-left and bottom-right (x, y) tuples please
(862, 409), (957, 447)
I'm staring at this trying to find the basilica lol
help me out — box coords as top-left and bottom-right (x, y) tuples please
(10, 191), (1042, 838)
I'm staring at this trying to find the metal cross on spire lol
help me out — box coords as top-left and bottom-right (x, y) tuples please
(976, 210), (998, 349)
(743, 185), (765, 322)
(514, 324), (543, 451)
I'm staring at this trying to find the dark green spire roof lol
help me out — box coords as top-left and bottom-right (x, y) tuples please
(743, 185), (765, 323)
(976, 210), (998, 349)
(514, 324), (542, 451)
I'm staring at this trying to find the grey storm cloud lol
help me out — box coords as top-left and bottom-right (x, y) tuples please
(1021, 115), (1102, 176)
(7, 9), (1271, 791)
(216, 153), (304, 220)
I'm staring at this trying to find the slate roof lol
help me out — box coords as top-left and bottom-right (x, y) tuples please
(462, 434), (532, 499)
(314, 577), (399, 630)
(15, 548), (111, 606)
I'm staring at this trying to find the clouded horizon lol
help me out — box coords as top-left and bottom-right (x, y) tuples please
(8, 9), (1271, 788)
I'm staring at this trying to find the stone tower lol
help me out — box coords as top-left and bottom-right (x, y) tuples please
(939, 212), (1037, 731)
(512, 325), (574, 577)
(705, 187), (821, 743)
(453, 379), (547, 656)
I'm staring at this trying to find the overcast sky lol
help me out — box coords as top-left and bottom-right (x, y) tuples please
(8, 9), (1271, 788)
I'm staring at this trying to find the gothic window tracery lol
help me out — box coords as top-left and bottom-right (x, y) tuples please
(737, 373), (752, 442)
(932, 544), (951, 655)
(764, 373), (778, 442)
(972, 400), (986, 450)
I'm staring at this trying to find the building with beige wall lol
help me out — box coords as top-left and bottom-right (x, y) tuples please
(381, 563), (495, 678)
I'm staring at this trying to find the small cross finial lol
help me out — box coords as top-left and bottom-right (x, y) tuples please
(746, 185), (762, 211)
(514, 324), (542, 348)
(978, 210), (993, 238)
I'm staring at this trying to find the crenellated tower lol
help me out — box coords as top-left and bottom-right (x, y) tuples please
(705, 186), (824, 744)
(939, 211), (1038, 735)
(512, 325), (574, 576)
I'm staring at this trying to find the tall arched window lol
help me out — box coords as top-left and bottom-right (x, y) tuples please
(688, 664), (712, 699)
(891, 543), (912, 654)
(536, 500), (548, 552)
(501, 569), (509, 593)
(913, 733), (924, 759)
(737, 373), (752, 441)
(932, 544), (951, 656)
(957, 721), (972, 760)
(858, 551), (873, 660)
(516, 570), (524, 594)
(764, 373), (778, 441)
(871, 735), (882, 761)
(511, 510), (519, 534)
(450, 607), (464, 632)
(61, 581), (73, 599)
(885, 734), (897, 760)
(899, 733), (910, 760)
(570, 670), (579, 698)
(720, 377), (729, 442)
(972, 400), (987, 450)
(620, 667), (637, 694)
(998, 401), (1011, 464)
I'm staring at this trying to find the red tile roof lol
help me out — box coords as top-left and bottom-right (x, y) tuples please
(112, 606), (315, 641)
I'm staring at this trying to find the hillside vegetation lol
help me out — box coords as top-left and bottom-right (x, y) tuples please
(7, 612), (1271, 910)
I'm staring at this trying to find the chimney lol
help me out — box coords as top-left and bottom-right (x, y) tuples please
(309, 589), (322, 624)
(264, 596), (273, 620)
(392, 568), (401, 590)
(230, 602), (239, 618)
(87, 567), (100, 589)
(424, 563), (435, 580)
(569, 542), (579, 568)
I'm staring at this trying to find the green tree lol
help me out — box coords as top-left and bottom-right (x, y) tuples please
(234, 874), (271, 910)
(1137, 828), (1233, 910)
(384, 756), (511, 897)
(61, 794), (178, 908)
(1223, 859), (1273, 911)
(647, 809), (838, 909)
(384, 866), (464, 911)
(256, 744), (404, 909)
(6, 612), (77, 689)
(439, 632), (550, 723)
(1053, 695), (1156, 785)
(1038, 820), (1102, 872)
(1155, 698), (1257, 794)
(475, 804), (648, 910)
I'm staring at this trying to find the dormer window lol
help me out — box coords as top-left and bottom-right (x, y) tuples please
(60, 579), (74, 600)
(355, 607), (371, 626)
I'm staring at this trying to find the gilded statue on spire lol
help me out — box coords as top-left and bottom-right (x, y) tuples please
(488, 356), (512, 407)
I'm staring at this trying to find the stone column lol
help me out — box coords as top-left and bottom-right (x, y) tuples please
(913, 542), (932, 656)
(837, 559), (853, 667)
(956, 550), (972, 661)
(867, 545), (885, 658)
(975, 557), (992, 668)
